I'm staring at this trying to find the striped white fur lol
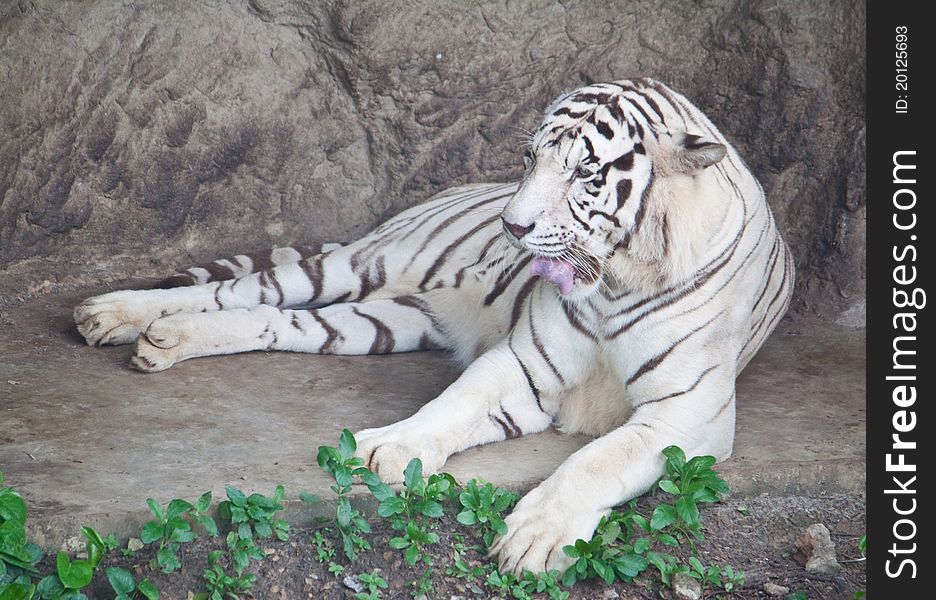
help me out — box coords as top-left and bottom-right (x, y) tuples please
(74, 79), (793, 574)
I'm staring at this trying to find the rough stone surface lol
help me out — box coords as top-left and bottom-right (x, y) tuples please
(672, 573), (702, 600)
(1, 0), (864, 322)
(794, 523), (842, 574)
(763, 582), (791, 596)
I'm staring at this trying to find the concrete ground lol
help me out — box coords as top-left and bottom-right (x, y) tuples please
(0, 285), (865, 549)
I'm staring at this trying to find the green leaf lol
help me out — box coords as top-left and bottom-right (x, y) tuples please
(229, 506), (247, 524)
(216, 501), (232, 524)
(338, 430), (357, 459)
(225, 487), (247, 508)
(169, 528), (196, 543)
(254, 521), (273, 539)
(272, 485), (285, 504)
(417, 500), (444, 518)
(145, 499), (165, 523)
(196, 515), (218, 537)
(56, 553), (94, 590)
(388, 537), (410, 550)
(675, 496), (700, 529)
(403, 459), (423, 492)
(650, 504), (678, 531)
(658, 479), (680, 495)
(655, 533), (679, 547)
(237, 523), (252, 541)
(140, 522), (164, 545)
(105, 566), (136, 595)
(156, 547), (181, 573)
(80, 526), (105, 550)
(37, 574), (65, 598)
(0, 490), (29, 527)
(137, 580), (159, 600)
(633, 537), (650, 554)
(336, 498), (352, 528)
(403, 544), (419, 565)
(194, 492), (212, 514)
(299, 492), (319, 505)
(0, 583), (35, 600)
(688, 556), (705, 576)
(377, 497), (405, 518)
(631, 514), (651, 532)
(456, 510), (478, 526)
(334, 468), (354, 488)
(685, 455), (717, 473)
(616, 553), (649, 578)
(316, 446), (340, 470)
(661, 446), (686, 472)
(167, 499), (194, 520)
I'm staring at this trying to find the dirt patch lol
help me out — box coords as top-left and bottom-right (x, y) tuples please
(67, 492), (865, 599)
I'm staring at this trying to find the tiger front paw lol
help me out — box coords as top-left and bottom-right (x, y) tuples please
(129, 317), (186, 372)
(74, 290), (170, 347)
(490, 481), (604, 575)
(353, 424), (447, 484)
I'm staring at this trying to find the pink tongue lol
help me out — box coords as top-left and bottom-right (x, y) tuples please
(530, 256), (576, 295)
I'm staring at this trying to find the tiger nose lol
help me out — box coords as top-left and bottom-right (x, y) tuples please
(502, 217), (535, 239)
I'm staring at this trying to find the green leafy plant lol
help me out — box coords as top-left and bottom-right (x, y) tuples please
(196, 550), (255, 600)
(140, 498), (198, 573)
(561, 516), (649, 587)
(316, 430), (374, 561)
(0, 470), (43, 587)
(34, 525), (115, 600)
(217, 485), (286, 576)
(456, 479), (519, 548)
(218, 485), (288, 544)
(311, 529), (335, 564)
(560, 446), (743, 594)
(652, 446), (729, 543)
(486, 569), (569, 600)
(105, 566), (158, 600)
(353, 570), (388, 600)
(683, 557), (744, 594)
(373, 459), (455, 566)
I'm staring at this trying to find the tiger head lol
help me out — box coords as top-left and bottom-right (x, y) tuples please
(501, 79), (731, 298)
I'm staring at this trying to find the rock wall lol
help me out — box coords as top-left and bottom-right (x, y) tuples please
(0, 0), (865, 322)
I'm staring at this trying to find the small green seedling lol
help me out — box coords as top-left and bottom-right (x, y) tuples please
(562, 520), (649, 587)
(653, 445), (730, 542)
(35, 524), (116, 600)
(310, 529), (335, 563)
(218, 485), (286, 576)
(196, 551), (255, 600)
(354, 571), (388, 600)
(456, 479), (519, 548)
(105, 566), (158, 600)
(316, 430), (374, 561)
(374, 459), (454, 566)
(0, 469), (43, 581)
(140, 498), (198, 573)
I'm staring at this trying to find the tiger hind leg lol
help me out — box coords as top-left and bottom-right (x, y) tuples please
(156, 243), (344, 288)
(74, 243), (371, 347)
(130, 293), (448, 372)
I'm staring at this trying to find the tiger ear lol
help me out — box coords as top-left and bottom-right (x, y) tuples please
(674, 134), (726, 174)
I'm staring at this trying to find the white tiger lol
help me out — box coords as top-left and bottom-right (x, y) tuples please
(74, 78), (793, 574)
